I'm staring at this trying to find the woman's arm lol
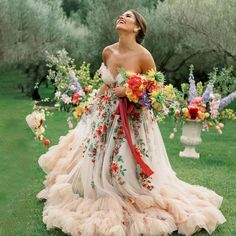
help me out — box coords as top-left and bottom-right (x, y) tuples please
(97, 84), (108, 96)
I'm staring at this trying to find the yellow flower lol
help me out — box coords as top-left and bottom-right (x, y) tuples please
(73, 106), (84, 120)
(126, 88), (139, 103)
(151, 89), (159, 98)
(126, 70), (136, 78)
(146, 69), (156, 80)
(197, 111), (205, 120)
(163, 84), (176, 100)
(139, 84), (145, 91)
(153, 102), (162, 111)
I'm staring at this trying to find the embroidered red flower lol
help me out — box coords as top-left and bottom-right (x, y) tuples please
(96, 129), (102, 136)
(112, 163), (118, 172)
(103, 124), (107, 132)
(117, 126), (124, 136)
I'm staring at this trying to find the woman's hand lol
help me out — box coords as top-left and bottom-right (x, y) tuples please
(112, 86), (126, 97)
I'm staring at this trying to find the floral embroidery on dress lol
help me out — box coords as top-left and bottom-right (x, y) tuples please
(110, 119), (127, 185)
(136, 164), (154, 191)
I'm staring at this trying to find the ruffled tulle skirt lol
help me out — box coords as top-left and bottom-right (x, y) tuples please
(37, 94), (226, 236)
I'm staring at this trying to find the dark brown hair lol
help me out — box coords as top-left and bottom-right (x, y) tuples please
(129, 9), (147, 44)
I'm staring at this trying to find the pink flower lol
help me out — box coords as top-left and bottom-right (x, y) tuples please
(69, 85), (76, 91)
(61, 94), (72, 104)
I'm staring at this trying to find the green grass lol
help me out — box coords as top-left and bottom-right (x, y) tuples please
(0, 70), (235, 236)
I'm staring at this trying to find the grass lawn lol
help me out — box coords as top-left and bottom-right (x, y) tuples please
(0, 70), (235, 236)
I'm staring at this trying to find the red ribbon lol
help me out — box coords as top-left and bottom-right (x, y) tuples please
(115, 98), (154, 177)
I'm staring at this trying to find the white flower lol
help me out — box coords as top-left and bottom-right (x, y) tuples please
(55, 91), (61, 98)
(26, 111), (45, 129)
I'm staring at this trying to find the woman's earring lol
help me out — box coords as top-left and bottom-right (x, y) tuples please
(134, 28), (138, 33)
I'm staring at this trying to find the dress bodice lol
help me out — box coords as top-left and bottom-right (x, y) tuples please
(98, 62), (124, 85)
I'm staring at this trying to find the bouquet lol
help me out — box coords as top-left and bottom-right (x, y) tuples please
(119, 68), (167, 120)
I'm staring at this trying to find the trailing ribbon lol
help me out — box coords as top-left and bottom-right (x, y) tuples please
(115, 97), (154, 177)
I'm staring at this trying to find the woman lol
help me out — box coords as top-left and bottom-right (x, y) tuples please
(37, 9), (226, 236)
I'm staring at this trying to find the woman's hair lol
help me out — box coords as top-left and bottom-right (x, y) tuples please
(129, 9), (147, 44)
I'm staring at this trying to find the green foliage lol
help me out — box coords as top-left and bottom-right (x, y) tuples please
(77, 62), (102, 89)
(1, 0), (236, 90)
(143, 0), (236, 85)
(208, 67), (236, 97)
(0, 0), (88, 64)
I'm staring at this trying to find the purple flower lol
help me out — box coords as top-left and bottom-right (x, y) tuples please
(69, 70), (83, 92)
(139, 93), (152, 109)
(202, 83), (214, 103)
(219, 91), (236, 110)
(188, 73), (197, 104)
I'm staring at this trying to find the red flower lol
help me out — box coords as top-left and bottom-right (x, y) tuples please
(44, 139), (51, 147)
(193, 96), (203, 106)
(96, 129), (102, 136)
(188, 106), (199, 119)
(103, 124), (107, 132)
(147, 80), (157, 92)
(127, 75), (142, 91)
(73, 93), (80, 99)
(133, 112), (140, 120)
(117, 126), (124, 136)
(112, 163), (118, 172)
(72, 93), (80, 105)
(101, 95), (109, 101)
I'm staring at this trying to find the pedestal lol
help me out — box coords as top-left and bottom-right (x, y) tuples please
(179, 119), (202, 158)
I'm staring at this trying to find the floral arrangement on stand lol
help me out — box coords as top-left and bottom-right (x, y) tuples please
(26, 49), (102, 147)
(46, 49), (101, 113)
(166, 65), (236, 139)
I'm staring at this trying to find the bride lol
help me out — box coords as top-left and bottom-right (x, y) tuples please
(37, 9), (226, 236)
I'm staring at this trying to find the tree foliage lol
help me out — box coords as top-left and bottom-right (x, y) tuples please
(0, 0), (235, 94)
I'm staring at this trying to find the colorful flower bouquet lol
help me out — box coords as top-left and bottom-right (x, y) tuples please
(119, 68), (167, 120)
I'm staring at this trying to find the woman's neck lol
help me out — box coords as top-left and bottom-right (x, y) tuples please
(118, 33), (138, 52)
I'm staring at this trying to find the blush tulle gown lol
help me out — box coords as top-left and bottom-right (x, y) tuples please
(37, 63), (226, 236)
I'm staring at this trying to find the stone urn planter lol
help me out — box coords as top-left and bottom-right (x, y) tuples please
(179, 119), (202, 158)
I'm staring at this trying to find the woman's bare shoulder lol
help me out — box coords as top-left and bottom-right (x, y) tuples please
(137, 46), (156, 73)
(102, 43), (118, 64)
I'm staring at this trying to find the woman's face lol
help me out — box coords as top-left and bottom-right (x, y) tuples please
(115, 11), (138, 33)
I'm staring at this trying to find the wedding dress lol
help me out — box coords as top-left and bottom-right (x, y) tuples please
(37, 62), (226, 236)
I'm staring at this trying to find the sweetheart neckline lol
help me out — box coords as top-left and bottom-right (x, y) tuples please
(101, 62), (122, 80)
